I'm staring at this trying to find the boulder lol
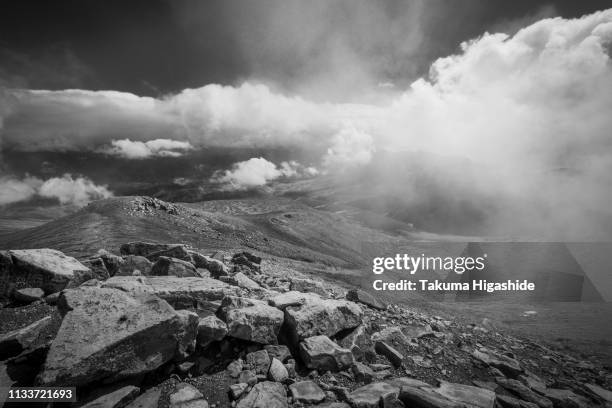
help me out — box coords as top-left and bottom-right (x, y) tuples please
(284, 298), (362, 341)
(346, 289), (386, 310)
(289, 381), (326, 404)
(374, 341), (404, 367)
(584, 384), (612, 404)
(2, 249), (90, 296)
(120, 242), (179, 257)
(290, 278), (328, 297)
(495, 378), (553, 408)
(435, 381), (495, 408)
(268, 291), (321, 309)
(150, 257), (199, 277)
(230, 383), (249, 400)
(115, 256), (153, 276)
(217, 296), (284, 344)
(239, 370), (257, 386)
(125, 387), (161, 408)
(98, 250), (124, 277)
(246, 349), (271, 375)
(473, 349), (522, 378)
(541, 388), (590, 408)
(347, 382), (399, 408)
(197, 316), (228, 347)
(169, 383), (208, 408)
(299, 335), (354, 372)
(38, 286), (194, 386)
(189, 251), (229, 277)
(102, 276), (240, 314)
(237, 381), (287, 408)
(80, 257), (111, 281)
(232, 272), (262, 290)
(268, 358), (289, 382)
(264, 345), (292, 363)
(146, 245), (191, 262)
(0, 316), (52, 360)
(234, 251), (262, 265)
(175, 309), (200, 360)
(82, 386), (140, 408)
(338, 324), (369, 360)
(352, 362), (374, 384)
(12, 287), (45, 303)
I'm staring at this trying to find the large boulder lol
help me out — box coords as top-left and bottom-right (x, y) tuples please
(284, 297), (362, 341)
(1, 249), (90, 296)
(299, 335), (354, 372)
(150, 257), (199, 277)
(237, 381), (287, 408)
(102, 276), (241, 314)
(38, 286), (196, 386)
(217, 296), (284, 344)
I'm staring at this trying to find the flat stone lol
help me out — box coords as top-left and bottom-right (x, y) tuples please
(268, 291), (321, 309)
(347, 382), (399, 408)
(542, 388), (590, 408)
(217, 296), (284, 344)
(82, 386), (140, 408)
(346, 289), (386, 310)
(197, 316), (228, 347)
(299, 335), (354, 372)
(398, 386), (461, 408)
(237, 381), (287, 408)
(435, 381), (495, 408)
(12, 287), (45, 303)
(233, 272), (262, 290)
(285, 298), (362, 341)
(496, 378), (552, 408)
(289, 381), (326, 404)
(473, 349), (522, 378)
(584, 384), (612, 403)
(374, 341), (404, 367)
(151, 256), (199, 277)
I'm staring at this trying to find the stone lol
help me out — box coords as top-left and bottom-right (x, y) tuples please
(542, 388), (590, 408)
(125, 387), (162, 408)
(120, 242), (179, 257)
(175, 309), (200, 360)
(299, 335), (354, 372)
(178, 361), (195, 373)
(197, 316), (228, 347)
(38, 286), (194, 386)
(473, 349), (522, 378)
(116, 256), (153, 276)
(268, 358), (289, 382)
(239, 370), (258, 386)
(227, 360), (243, 378)
(496, 378), (553, 408)
(45, 292), (61, 305)
(519, 371), (547, 395)
(290, 278), (328, 297)
(435, 381), (495, 408)
(189, 251), (229, 278)
(398, 386), (461, 408)
(346, 289), (386, 310)
(374, 341), (404, 367)
(2, 249), (90, 296)
(151, 256), (199, 277)
(12, 287), (45, 303)
(98, 250), (124, 277)
(268, 291), (321, 309)
(80, 257), (111, 283)
(289, 381), (326, 404)
(264, 345), (292, 363)
(237, 382), (287, 408)
(339, 324), (369, 360)
(0, 316), (52, 360)
(284, 298), (362, 341)
(352, 362), (375, 384)
(146, 245), (192, 262)
(233, 272), (262, 290)
(234, 251), (262, 265)
(169, 383), (208, 408)
(347, 382), (400, 408)
(230, 383), (249, 400)
(82, 386), (140, 408)
(102, 276), (240, 314)
(246, 350), (271, 375)
(217, 296), (284, 344)
(584, 384), (612, 403)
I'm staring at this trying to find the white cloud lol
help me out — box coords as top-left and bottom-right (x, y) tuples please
(104, 138), (193, 159)
(211, 158), (316, 190)
(0, 174), (112, 206)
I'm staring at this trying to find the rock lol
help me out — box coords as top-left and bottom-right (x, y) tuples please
(177, 361), (195, 373)
(227, 359), (243, 378)
(97, 250), (123, 277)
(268, 358), (289, 382)
(268, 291), (321, 309)
(2, 249), (90, 296)
(102, 276), (240, 314)
(169, 383), (208, 408)
(45, 292), (60, 305)
(151, 256), (199, 277)
(584, 384), (612, 403)
(346, 289), (386, 310)
(518, 371), (547, 395)
(125, 387), (161, 408)
(12, 287), (45, 303)
(233, 272), (262, 290)
(115, 256), (153, 276)
(299, 335), (354, 372)
(234, 251), (262, 265)
(435, 381), (495, 408)
(82, 386), (140, 408)
(398, 386), (461, 408)
(352, 362), (375, 384)
(0, 316), (52, 360)
(347, 382), (399, 408)
(290, 278), (328, 297)
(290, 381), (326, 404)
(374, 341), (404, 367)
(264, 345), (292, 363)
(246, 350), (271, 375)
(239, 370), (258, 386)
(284, 298), (362, 341)
(120, 242), (179, 257)
(473, 349), (522, 378)
(175, 309), (200, 360)
(80, 257), (111, 281)
(237, 381), (287, 408)
(38, 286), (194, 386)
(217, 296), (284, 344)
(496, 378), (553, 408)
(371, 327), (409, 355)
(197, 316), (228, 347)
(146, 245), (191, 262)
(189, 251), (229, 278)
(230, 383), (249, 400)
(385, 378), (430, 389)
(541, 388), (590, 408)
(338, 324), (369, 361)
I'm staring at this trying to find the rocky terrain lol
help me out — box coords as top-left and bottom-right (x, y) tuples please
(1, 236), (611, 408)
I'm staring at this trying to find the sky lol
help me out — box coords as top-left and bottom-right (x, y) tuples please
(1, 1), (612, 239)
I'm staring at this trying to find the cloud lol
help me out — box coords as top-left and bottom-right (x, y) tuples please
(104, 138), (193, 159)
(211, 158), (316, 190)
(322, 125), (375, 171)
(0, 174), (112, 206)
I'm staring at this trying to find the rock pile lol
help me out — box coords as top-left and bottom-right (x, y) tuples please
(0, 242), (611, 408)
